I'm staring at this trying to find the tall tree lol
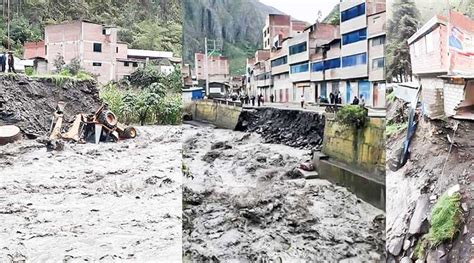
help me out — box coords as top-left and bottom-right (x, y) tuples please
(386, 0), (420, 83)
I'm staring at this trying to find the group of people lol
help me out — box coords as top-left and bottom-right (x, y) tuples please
(236, 93), (273, 107)
(318, 91), (366, 107)
(0, 51), (16, 73)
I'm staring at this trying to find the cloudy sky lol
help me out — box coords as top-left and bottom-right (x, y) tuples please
(259, 0), (340, 23)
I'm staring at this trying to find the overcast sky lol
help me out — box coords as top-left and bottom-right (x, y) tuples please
(259, 0), (340, 23)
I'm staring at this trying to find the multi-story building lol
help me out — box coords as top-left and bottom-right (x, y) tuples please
(367, 1), (386, 107)
(194, 53), (229, 83)
(24, 20), (176, 83)
(270, 39), (291, 102)
(407, 11), (474, 119)
(262, 14), (308, 50)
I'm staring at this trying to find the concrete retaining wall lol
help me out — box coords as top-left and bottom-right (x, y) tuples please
(322, 118), (386, 177)
(185, 100), (242, 130)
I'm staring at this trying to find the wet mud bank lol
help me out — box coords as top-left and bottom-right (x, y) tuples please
(182, 124), (385, 262)
(0, 75), (100, 137)
(235, 108), (325, 149)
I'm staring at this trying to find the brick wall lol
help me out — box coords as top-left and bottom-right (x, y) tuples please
(444, 83), (464, 117)
(420, 77), (445, 119)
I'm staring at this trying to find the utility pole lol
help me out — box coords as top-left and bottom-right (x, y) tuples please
(204, 37), (209, 96)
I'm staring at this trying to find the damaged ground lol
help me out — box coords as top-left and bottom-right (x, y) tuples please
(235, 108), (325, 149)
(0, 75), (101, 138)
(182, 123), (385, 262)
(0, 126), (182, 262)
(386, 97), (473, 262)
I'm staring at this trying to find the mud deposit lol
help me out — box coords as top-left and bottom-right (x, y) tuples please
(182, 123), (384, 262)
(0, 75), (100, 137)
(386, 99), (473, 262)
(236, 108), (325, 149)
(0, 126), (182, 262)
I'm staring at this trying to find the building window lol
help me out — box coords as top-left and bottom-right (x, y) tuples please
(271, 56), (288, 67)
(372, 35), (385, 46)
(93, 43), (102, 52)
(124, 62), (129, 67)
(425, 31), (434, 53)
(342, 28), (367, 45)
(341, 3), (366, 22)
(290, 62), (309, 74)
(372, 57), (384, 69)
(311, 58), (341, 72)
(132, 62), (138, 67)
(289, 42), (307, 55)
(102, 29), (106, 35)
(93, 62), (102, 67)
(342, 52), (367, 67)
(45, 46), (47, 55)
(116, 47), (119, 53)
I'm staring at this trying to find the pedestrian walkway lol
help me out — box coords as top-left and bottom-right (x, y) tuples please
(243, 102), (386, 117)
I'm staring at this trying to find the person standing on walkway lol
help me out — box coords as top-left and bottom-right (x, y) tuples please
(7, 52), (16, 73)
(270, 93), (274, 103)
(329, 92), (335, 104)
(352, 96), (359, 105)
(260, 94), (265, 106)
(300, 94), (305, 108)
(359, 95), (366, 107)
(0, 51), (6, 73)
(251, 95), (255, 106)
(257, 94), (261, 107)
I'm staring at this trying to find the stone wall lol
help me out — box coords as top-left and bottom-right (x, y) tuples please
(444, 82), (464, 117)
(322, 118), (386, 177)
(185, 100), (241, 130)
(420, 77), (445, 119)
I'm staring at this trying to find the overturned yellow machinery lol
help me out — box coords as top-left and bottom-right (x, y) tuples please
(49, 103), (137, 144)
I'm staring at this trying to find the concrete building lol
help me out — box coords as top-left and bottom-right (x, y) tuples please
(23, 20), (176, 83)
(251, 1), (387, 107)
(262, 14), (308, 50)
(407, 11), (474, 119)
(194, 53), (229, 83)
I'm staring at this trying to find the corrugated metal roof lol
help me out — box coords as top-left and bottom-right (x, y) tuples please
(127, 49), (173, 58)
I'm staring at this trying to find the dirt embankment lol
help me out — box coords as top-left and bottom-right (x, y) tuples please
(235, 108), (325, 149)
(386, 98), (473, 262)
(0, 75), (101, 137)
(182, 124), (384, 262)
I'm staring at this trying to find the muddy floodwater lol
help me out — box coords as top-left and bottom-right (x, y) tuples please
(182, 123), (385, 262)
(0, 126), (182, 262)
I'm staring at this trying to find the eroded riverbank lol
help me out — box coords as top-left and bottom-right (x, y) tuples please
(182, 123), (385, 262)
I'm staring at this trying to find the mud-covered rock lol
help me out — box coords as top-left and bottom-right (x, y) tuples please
(0, 75), (100, 137)
(236, 108), (325, 149)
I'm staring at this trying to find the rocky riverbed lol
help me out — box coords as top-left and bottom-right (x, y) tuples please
(0, 126), (182, 262)
(182, 122), (385, 262)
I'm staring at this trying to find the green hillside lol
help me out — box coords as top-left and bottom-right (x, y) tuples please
(0, 0), (182, 57)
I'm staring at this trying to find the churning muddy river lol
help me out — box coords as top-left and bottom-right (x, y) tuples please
(182, 123), (385, 262)
(0, 126), (182, 262)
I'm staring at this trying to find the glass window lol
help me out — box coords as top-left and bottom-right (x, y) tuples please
(372, 57), (384, 69)
(124, 62), (129, 67)
(290, 62), (309, 74)
(93, 43), (102, 52)
(289, 42), (307, 55)
(92, 62), (102, 67)
(372, 35), (385, 46)
(342, 53), (367, 67)
(342, 28), (367, 45)
(341, 3), (365, 22)
(324, 58), (341, 70)
(271, 56), (288, 67)
(311, 61), (324, 72)
(133, 62), (138, 67)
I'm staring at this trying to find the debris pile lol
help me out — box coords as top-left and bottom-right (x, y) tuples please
(0, 75), (100, 137)
(236, 108), (325, 149)
(49, 103), (137, 144)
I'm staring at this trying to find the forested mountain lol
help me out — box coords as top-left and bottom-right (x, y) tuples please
(183, 0), (284, 75)
(0, 0), (182, 56)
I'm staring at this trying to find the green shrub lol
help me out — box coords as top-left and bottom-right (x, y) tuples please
(24, 67), (34, 76)
(157, 94), (182, 125)
(385, 122), (406, 136)
(387, 92), (396, 102)
(426, 193), (462, 247)
(336, 105), (367, 129)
